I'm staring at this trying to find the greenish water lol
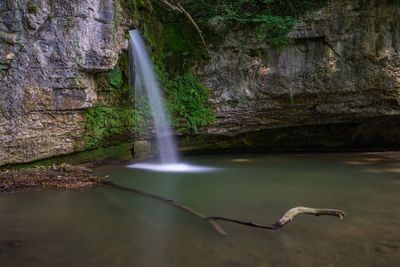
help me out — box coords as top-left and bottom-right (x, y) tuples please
(1, 153), (400, 267)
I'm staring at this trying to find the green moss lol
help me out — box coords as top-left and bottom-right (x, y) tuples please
(120, 0), (215, 133)
(156, 69), (215, 133)
(27, 2), (38, 14)
(83, 106), (142, 149)
(83, 52), (149, 150)
(176, 0), (327, 48)
(95, 66), (123, 92)
(106, 67), (124, 89)
(94, 62), (133, 106)
(3, 144), (133, 169)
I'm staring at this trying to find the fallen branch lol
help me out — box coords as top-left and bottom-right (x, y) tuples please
(102, 181), (345, 235)
(208, 207), (345, 230)
(102, 181), (226, 235)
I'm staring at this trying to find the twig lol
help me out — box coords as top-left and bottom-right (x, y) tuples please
(102, 181), (345, 235)
(160, 0), (207, 47)
(176, 3), (207, 47)
(160, 0), (182, 13)
(98, 175), (110, 181)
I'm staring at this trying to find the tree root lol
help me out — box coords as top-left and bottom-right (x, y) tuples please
(102, 181), (345, 236)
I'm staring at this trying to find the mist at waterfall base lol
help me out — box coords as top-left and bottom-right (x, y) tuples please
(127, 30), (215, 173)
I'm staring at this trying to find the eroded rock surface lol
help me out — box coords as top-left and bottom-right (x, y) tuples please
(197, 0), (400, 136)
(175, 0), (400, 152)
(1, 0), (400, 164)
(0, 0), (129, 165)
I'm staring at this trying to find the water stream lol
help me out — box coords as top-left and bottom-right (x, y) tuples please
(128, 30), (213, 173)
(129, 29), (179, 165)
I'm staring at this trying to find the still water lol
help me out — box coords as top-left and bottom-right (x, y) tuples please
(1, 153), (400, 267)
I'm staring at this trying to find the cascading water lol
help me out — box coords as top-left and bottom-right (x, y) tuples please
(127, 29), (215, 173)
(129, 29), (178, 164)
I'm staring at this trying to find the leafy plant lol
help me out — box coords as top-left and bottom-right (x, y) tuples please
(159, 70), (215, 132)
(122, 0), (215, 133)
(179, 0), (327, 47)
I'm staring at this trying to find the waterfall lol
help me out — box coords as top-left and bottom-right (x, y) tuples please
(127, 29), (215, 173)
(129, 29), (179, 164)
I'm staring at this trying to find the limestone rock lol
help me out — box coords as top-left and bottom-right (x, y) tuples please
(1, 0), (400, 164)
(191, 0), (400, 147)
(0, 0), (129, 165)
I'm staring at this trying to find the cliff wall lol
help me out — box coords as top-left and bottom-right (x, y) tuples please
(0, 0), (399, 165)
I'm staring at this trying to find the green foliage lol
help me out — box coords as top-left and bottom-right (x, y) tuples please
(85, 62), (141, 149)
(3, 144), (133, 169)
(95, 66), (124, 92)
(157, 68), (215, 132)
(106, 67), (123, 88)
(84, 106), (142, 149)
(122, 0), (215, 133)
(180, 0), (327, 47)
(94, 64), (133, 106)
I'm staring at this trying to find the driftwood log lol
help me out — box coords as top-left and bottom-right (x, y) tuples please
(102, 181), (345, 236)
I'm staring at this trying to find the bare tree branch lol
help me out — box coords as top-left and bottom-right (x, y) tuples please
(209, 207), (345, 230)
(102, 181), (226, 235)
(176, 3), (207, 46)
(159, 0), (207, 47)
(102, 181), (345, 235)
(160, 0), (182, 13)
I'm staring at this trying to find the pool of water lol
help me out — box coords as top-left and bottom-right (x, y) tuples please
(1, 153), (400, 267)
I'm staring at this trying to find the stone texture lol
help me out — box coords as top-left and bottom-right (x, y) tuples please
(187, 0), (400, 151)
(1, 0), (400, 165)
(0, 112), (85, 164)
(0, 0), (130, 165)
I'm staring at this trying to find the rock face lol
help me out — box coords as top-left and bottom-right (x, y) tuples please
(0, 0), (129, 165)
(182, 0), (400, 152)
(0, 0), (400, 165)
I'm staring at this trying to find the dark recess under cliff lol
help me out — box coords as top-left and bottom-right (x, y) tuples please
(179, 116), (400, 154)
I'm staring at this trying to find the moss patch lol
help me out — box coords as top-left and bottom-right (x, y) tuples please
(3, 144), (133, 169)
(158, 70), (215, 132)
(180, 0), (328, 48)
(84, 106), (141, 149)
(122, 0), (215, 133)
(85, 58), (141, 149)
